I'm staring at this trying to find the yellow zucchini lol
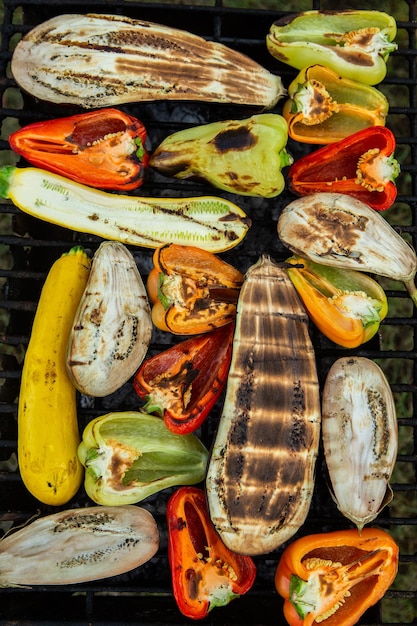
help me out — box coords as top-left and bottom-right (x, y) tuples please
(18, 246), (91, 506)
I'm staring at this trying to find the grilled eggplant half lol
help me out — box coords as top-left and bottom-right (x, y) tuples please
(322, 356), (398, 530)
(11, 13), (285, 109)
(67, 241), (152, 397)
(206, 255), (321, 556)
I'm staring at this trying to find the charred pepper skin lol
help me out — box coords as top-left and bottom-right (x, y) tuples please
(147, 244), (244, 335)
(282, 64), (389, 144)
(9, 108), (149, 190)
(133, 323), (234, 435)
(267, 10), (397, 85)
(275, 528), (399, 626)
(167, 486), (256, 620)
(149, 114), (293, 198)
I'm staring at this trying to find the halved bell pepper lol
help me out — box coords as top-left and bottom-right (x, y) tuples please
(134, 323), (234, 435)
(275, 527), (399, 626)
(286, 256), (388, 349)
(149, 114), (293, 198)
(288, 126), (400, 210)
(282, 65), (389, 144)
(8, 108), (149, 190)
(77, 411), (209, 506)
(267, 10), (397, 86)
(167, 486), (256, 620)
(147, 244), (243, 335)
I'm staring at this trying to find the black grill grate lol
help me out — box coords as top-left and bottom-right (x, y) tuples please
(0, 0), (416, 624)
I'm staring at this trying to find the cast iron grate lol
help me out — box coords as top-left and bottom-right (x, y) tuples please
(0, 0), (416, 624)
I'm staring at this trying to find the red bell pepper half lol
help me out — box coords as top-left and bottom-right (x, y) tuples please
(8, 108), (149, 191)
(288, 126), (400, 210)
(134, 323), (234, 435)
(167, 486), (256, 620)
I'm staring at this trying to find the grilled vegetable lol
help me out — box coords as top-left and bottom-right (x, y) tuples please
(282, 65), (389, 144)
(322, 356), (398, 530)
(0, 166), (250, 253)
(278, 192), (417, 306)
(275, 528), (399, 626)
(267, 10), (397, 85)
(67, 241), (152, 397)
(0, 505), (159, 588)
(288, 126), (400, 210)
(11, 13), (285, 110)
(8, 108), (149, 191)
(286, 256), (388, 348)
(149, 114), (293, 198)
(134, 323), (234, 435)
(206, 255), (321, 556)
(18, 246), (91, 506)
(147, 244), (243, 334)
(167, 486), (256, 620)
(78, 411), (209, 506)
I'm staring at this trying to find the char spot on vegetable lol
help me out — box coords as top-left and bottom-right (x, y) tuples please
(175, 516), (187, 531)
(368, 388), (391, 459)
(185, 568), (201, 600)
(331, 46), (375, 66)
(224, 450), (245, 484)
(287, 418), (308, 452)
(212, 127), (257, 153)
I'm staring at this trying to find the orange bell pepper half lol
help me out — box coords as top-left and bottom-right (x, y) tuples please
(133, 323), (234, 434)
(282, 65), (389, 144)
(275, 528), (399, 626)
(8, 108), (149, 190)
(147, 244), (243, 335)
(167, 486), (256, 620)
(288, 126), (400, 210)
(286, 256), (388, 349)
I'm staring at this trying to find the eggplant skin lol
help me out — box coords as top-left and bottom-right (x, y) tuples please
(206, 255), (321, 556)
(11, 13), (285, 109)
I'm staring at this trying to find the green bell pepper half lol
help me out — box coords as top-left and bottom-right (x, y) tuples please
(267, 10), (397, 85)
(78, 411), (209, 506)
(149, 114), (293, 198)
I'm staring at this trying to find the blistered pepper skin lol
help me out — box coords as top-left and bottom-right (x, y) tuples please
(267, 10), (397, 85)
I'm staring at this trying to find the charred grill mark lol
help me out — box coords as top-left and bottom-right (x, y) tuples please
(206, 257), (320, 552)
(14, 14), (281, 108)
(289, 202), (369, 260)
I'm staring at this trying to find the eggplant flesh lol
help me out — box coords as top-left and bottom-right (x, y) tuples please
(206, 255), (321, 556)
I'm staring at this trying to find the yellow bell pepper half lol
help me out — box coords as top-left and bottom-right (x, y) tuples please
(286, 256), (388, 348)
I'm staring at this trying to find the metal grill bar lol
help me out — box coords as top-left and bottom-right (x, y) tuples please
(0, 0), (416, 624)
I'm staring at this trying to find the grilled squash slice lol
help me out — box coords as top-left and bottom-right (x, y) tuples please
(206, 256), (321, 556)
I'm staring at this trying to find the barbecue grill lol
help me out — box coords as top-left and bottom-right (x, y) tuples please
(0, 0), (416, 624)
